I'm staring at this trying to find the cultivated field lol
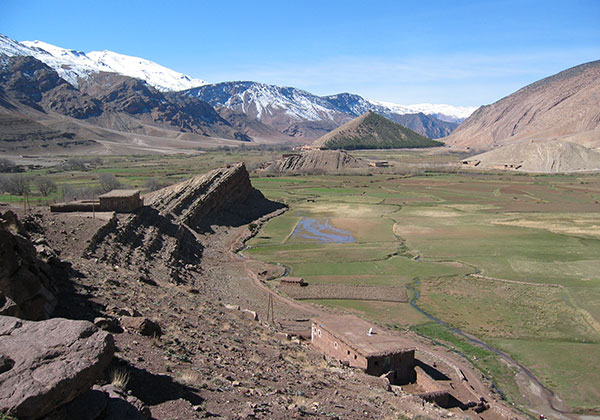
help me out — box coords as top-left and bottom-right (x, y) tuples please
(246, 156), (600, 414)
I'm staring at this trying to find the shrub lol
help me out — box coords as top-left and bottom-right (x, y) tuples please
(98, 173), (122, 193)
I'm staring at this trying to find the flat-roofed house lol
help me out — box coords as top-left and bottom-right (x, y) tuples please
(311, 315), (415, 384)
(98, 189), (143, 212)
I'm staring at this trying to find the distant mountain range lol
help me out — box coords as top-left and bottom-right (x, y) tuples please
(0, 33), (475, 145)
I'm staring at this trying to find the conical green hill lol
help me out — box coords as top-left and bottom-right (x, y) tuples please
(311, 111), (443, 150)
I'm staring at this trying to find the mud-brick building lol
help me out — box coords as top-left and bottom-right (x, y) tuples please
(311, 315), (415, 385)
(98, 189), (143, 212)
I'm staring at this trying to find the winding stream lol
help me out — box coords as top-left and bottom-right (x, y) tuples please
(408, 279), (577, 420)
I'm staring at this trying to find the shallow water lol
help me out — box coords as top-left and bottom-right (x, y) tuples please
(291, 218), (355, 243)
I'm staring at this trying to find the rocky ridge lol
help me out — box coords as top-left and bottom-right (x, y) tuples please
(87, 163), (284, 284)
(260, 149), (368, 174)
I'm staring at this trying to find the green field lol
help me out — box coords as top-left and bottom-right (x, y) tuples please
(247, 166), (600, 413)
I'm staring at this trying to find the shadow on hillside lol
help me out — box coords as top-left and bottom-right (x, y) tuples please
(195, 189), (286, 234)
(118, 362), (204, 407)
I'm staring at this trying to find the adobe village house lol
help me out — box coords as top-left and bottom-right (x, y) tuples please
(51, 189), (143, 213)
(311, 315), (415, 385)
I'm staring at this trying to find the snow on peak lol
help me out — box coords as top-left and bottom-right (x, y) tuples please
(86, 50), (207, 92)
(0, 34), (207, 91)
(369, 99), (476, 122)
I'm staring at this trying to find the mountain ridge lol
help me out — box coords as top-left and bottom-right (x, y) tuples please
(444, 60), (600, 151)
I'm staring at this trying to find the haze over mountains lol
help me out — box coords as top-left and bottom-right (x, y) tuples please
(0, 33), (474, 150)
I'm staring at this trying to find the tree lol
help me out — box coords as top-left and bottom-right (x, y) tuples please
(36, 177), (57, 197)
(63, 158), (87, 171)
(0, 158), (17, 173)
(144, 177), (163, 192)
(5, 174), (30, 196)
(98, 173), (122, 193)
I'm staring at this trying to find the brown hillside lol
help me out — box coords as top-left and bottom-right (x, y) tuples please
(445, 60), (600, 151)
(463, 140), (600, 173)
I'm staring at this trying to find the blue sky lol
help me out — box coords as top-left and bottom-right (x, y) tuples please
(2, 0), (599, 106)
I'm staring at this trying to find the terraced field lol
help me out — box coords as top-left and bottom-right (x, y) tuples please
(247, 170), (600, 413)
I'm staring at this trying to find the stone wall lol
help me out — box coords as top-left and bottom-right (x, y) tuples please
(366, 350), (415, 384)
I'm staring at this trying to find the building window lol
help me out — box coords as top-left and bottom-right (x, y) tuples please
(347, 350), (350, 355)
(354, 355), (357, 360)
(334, 342), (338, 349)
(317, 329), (321, 337)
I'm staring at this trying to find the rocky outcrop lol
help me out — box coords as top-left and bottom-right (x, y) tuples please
(145, 162), (254, 229)
(261, 150), (368, 174)
(0, 211), (58, 320)
(0, 315), (115, 419)
(87, 163), (285, 284)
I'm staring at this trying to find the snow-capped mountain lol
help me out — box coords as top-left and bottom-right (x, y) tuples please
(0, 32), (474, 140)
(186, 82), (347, 122)
(370, 100), (477, 123)
(0, 34), (207, 92)
(185, 84), (464, 138)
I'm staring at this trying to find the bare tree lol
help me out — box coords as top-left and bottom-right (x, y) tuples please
(144, 177), (164, 192)
(0, 158), (18, 173)
(99, 173), (122, 193)
(5, 174), (30, 196)
(36, 177), (57, 197)
(63, 158), (87, 171)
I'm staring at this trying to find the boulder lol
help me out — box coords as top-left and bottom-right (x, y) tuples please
(121, 316), (162, 337)
(0, 316), (115, 419)
(44, 384), (151, 420)
(94, 317), (123, 333)
(0, 211), (58, 320)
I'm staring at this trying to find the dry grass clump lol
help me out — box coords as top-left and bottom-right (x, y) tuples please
(177, 370), (199, 386)
(109, 366), (130, 390)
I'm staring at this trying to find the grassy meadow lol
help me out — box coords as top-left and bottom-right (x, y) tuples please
(4, 149), (600, 413)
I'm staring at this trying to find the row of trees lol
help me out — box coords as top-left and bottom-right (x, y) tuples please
(0, 174), (57, 196)
(0, 173), (165, 200)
